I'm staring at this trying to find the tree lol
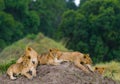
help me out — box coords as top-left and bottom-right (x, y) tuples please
(58, 0), (120, 63)
(66, 0), (77, 10)
(0, 0), (5, 10)
(0, 11), (23, 49)
(29, 0), (67, 37)
(4, 0), (40, 35)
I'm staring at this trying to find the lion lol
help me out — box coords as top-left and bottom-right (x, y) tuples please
(16, 47), (38, 77)
(94, 67), (105, 75)
(49, 48), (93, 73)
(37, 49), (61, 65)
(7, 56), (35, 80)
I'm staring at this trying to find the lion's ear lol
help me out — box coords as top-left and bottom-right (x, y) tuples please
(27, 47), (32, 51)
(95, 67), (98, 70)
(55, 48), (59, 51)
(102, 67), (105, 70)
(86, 54), (90, 56)
(83, 55), (87, 58)
(49, 49), (52, 52)
(28, 56), (31, 59)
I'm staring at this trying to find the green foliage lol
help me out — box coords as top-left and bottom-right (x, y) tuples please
(57, 0), (120, 63)
(22, 11), (40, 34)
(0, 0), (41, 49)
(0, 0), (69, 50)
(0, 11), (23, 49)
(27, 34), (36, 40)
(0, 39), (6, 50)
(80, 0), (87, 6)
(30, 0), (67, 37)
(66, 0), (77, 10)
(4, 0), (30, 12)
(0, 60), (15, 74)
(0, 0), (5, 10)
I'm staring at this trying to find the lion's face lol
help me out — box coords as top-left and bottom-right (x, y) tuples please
(49, 48), (60, 57)
(94, 67), (105, 74)
(81, 54), (92, 65)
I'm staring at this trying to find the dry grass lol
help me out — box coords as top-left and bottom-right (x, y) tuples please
(94, 61), (120, 82)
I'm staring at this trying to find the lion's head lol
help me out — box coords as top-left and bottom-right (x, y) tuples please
(25, 47), (38, 65)
(81, 54), (92, 65)
(49, 48), (62, 58)
(94, 67), (105, 75)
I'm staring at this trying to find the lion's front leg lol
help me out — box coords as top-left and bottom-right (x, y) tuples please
(7, 71), (17, 80)
(31, 67), (37, 77)
(86, 64), (94, 72)
(47, 59), (60, 65)
(54, 58), (63, 63)
(74, 61), (90, 73)
(22, 70), (33, 79)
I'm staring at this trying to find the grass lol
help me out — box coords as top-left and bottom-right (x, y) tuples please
(0, 60), (16, 75)
(94, 61), (120, 82)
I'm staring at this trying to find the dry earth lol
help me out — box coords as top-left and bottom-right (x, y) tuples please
(0, 62), (119, 84)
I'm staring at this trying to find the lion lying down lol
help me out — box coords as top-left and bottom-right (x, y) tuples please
(37, 49), (61, 65)
(7, 47), (94, 80)
(49, 48), (93, 73)
(17, 47), (38, 69)
(94, 66), (105, 75)
(7, 56), (35, 80)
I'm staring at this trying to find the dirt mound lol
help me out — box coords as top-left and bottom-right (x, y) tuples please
(0, 62), (119, 84)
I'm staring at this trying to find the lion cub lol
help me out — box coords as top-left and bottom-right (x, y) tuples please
(7, 56), (34, 80)
(49, 48), (93, 73)
(94, 67), (105, 75)
(17, 47), (38, 68)
(38, 49), (61, 65)
(17, 47), (38, 77)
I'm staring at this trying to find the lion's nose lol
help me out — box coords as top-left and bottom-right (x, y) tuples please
(80, 61), (84, 64)
(32, 61), (35, 64)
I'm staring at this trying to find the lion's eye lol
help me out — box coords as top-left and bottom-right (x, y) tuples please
(84, 56), (86, 58)
(95, 67), (98, 70)
(28, 56), (31, 59)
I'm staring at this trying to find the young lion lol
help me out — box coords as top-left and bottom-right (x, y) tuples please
(37, 49), (61, 65)
(17, 47), (38, 77)
(49, 48), (93, 73)
(94, 67), (105, 75)
(7, 56), (34, 80)
(17, 47), (38, 67)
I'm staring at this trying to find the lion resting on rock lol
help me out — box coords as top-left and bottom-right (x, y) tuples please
(7, 55), (35, 80)
(49, 48), (93, 73)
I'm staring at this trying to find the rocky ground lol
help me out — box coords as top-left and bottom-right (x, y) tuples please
(0, 62), (119, 84)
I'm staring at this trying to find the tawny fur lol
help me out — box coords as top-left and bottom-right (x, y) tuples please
(94, 67), (105, 75)
(7, 56), (35, 80)
(16, 47), (38, 77)
(50, 48), (93, 73)
(37, 49), (60, 65)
